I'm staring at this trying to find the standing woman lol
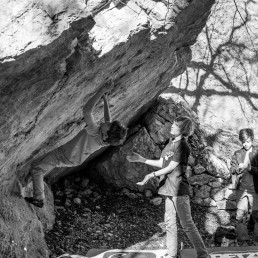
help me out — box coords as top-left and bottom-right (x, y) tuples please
(126, 116), (209, 258)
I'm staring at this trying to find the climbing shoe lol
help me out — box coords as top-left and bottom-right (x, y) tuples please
(24, 197), (44, 208)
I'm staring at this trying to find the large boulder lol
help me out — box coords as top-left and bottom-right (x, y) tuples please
(92, 126), (161, 191)
(0, 0), (215, 256)
(88, 93), (198, 191)
(89, 93), (243, 211)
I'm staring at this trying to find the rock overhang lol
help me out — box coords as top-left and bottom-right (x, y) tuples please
(0, 1), (215, 255)
(1, 0), (214, 186)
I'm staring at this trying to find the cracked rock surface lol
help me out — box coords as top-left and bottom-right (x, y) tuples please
(0, 0), (214, 257)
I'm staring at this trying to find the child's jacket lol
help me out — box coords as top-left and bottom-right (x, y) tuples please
(230, 146), (258, 193)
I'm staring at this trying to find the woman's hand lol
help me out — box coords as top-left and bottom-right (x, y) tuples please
(136, 173), (154, 186)
(238, 163), (251, 172)
(126, 152), (145, 163)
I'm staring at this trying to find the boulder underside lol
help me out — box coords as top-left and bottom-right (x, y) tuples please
(0, 0), (214, 257)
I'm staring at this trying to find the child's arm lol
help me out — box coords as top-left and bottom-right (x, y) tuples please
(83, 83), (112, 125)
(126, 152), (163, 168)
(153, 160), (179, 177)
(136, 160), (179, 185)
(103, 93), (111, 122)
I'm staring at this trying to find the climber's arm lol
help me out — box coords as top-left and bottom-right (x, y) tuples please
(83, 83), (111, 125)
(103, 93), (111, 123)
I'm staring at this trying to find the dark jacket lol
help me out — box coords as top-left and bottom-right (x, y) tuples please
(158, 137), (190, 196)
(230, 146), (258, 193)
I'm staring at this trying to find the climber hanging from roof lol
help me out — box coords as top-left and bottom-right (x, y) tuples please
(24, 80), (128, 208)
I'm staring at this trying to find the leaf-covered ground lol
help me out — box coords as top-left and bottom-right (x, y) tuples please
(45, 176), (256, 258)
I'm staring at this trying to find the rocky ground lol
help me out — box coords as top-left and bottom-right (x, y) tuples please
(45, 175), (257, 258)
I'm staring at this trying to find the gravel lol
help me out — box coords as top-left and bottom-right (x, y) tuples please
(45, 176), (257, 258)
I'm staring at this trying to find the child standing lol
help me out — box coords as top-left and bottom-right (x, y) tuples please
(126, 116), (209, 258)
(229, 128), (258, 245)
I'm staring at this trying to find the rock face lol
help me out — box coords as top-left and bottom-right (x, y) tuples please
(0, 0), (214, 257)
(93, 126), (161, 191)
(171, 0), (258, 138)
(88, 93), (198, 191)
(90, 93), (241, 210)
